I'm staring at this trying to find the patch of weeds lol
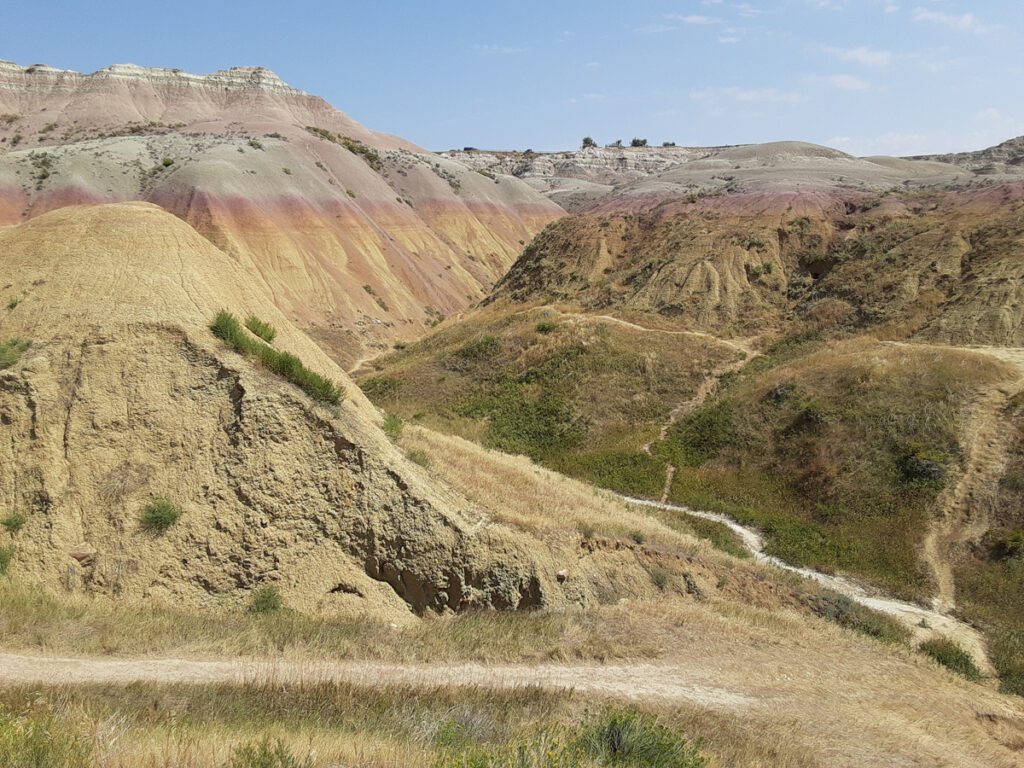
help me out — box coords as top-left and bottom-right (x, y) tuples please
(6, 299), (17, 310)
(664, 400), (735, 467)
(809, 592), (910, 645)
(579, 708), (706, 767)
(0, 547), (12, 575)
(211, 311), (342, 404)
(536, 320), (558, 334)
(359, 375), (401, 400)
(649, 567), (670, 591)
(629, 530), (646, 545)
(456, 335), (500, 361)
(0, 708), (93, 767)
(1, 514), (26, 535)
(139, 498), (182, 533)
(244, 315), (277, 343)
(0, 339), (30, 369)
(229, 738), (312, 768)
(249, 585), (284, 614)
(578, 522), (596, 540)
(919, 638), (982, 681)
(383, 413), (404, 442)
(161, 157), (174, 167)
(407, 449), (431, 468)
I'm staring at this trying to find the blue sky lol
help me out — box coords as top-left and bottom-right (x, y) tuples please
(2, 1), (1022, 155)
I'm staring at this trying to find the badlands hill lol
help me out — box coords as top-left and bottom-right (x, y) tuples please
(0, 202), (587, 617)
(0, 60), (563, 366)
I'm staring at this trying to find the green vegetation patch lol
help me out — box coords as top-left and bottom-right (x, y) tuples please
(0, 707), (92, 768)
(0, 547), (11, 575)
(249, 585), (284, 614)
(245, 315), (277, 343)
(139, 497), (182, 533)
(304, 126), (383, 172)
(809, 592), (910, 645)
(211, 311), (342, 404)
(919, 638), (982, 681)
(0, 339), (30, 369)
(1, 514), (26, 535)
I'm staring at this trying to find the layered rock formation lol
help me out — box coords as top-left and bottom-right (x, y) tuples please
(0, 203), (563, 617)
(0, 60), (564, 366)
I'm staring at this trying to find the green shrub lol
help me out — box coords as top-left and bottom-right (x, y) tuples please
(579, 709), (705, 767)
(919, 638), (982, 681)
(161, 157), (174, 167)
(249, 585), (284, 614)
(629, 530), (646, 545)
(6, 299), (16, 310)
(0, 547), (12, 575)
(383, 413), (404, 441)
(211, 311), (342, 405)
(536, 321), (558, 334)
(986, 529), (1024, 561)
(0, 709), (93, 768)
(140, 498), (181, 533)
(229, 738), (312, 768)
(0, 339), (30, 369)
(1, 514), (26, 534)
(245, 316), (277, 343)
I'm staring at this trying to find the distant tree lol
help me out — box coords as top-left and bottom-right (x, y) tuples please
(609, 139), (623, 148)
(582, 136), (597, 149)
(630, 138), (648, 147)
(662, 141), (676, 147)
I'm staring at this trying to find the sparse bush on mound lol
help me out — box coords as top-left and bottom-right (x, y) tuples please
(229, 738), (313, 768)
(249, 585), (284, 614)
(919, 638), (982, 681)
(0, 339), (30, 369)
(536, 320), (558, 334)
(140, 498), (182, 533)
(245, 315), (277, 343)
(211, 311), (342, 404)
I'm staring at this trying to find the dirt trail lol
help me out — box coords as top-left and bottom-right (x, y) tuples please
(890, 343), (1024, 613)
(0, 653), (752, 710)
(622, 494), (996, 674)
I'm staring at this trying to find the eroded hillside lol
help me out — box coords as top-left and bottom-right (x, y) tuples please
(0, 60), (563, 366)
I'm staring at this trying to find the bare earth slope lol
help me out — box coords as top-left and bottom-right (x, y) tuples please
(0, 202), (572, 618)
(0, 60), (564, 365)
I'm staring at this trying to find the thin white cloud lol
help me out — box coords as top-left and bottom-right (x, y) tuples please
(474, 44), (527, 54)
(691, 86), (805, 104)
(822, 45), (893, 68)
(665, 13), (721, 25)
(634, 23), (676, 34)
(912, 7), (988, 33)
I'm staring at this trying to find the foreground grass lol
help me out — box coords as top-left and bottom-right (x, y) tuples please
(0, 680), (818, 768)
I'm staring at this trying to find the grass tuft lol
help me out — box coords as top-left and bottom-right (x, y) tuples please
(249, 585), (284, 614)
(579, 708), (706, 767)
(0, 547), (11, 576)
(139, 498), (182, 533)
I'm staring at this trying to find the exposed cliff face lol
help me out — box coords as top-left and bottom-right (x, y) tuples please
(911, 135), (1024, 177)
(0, 60), (564, 366)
